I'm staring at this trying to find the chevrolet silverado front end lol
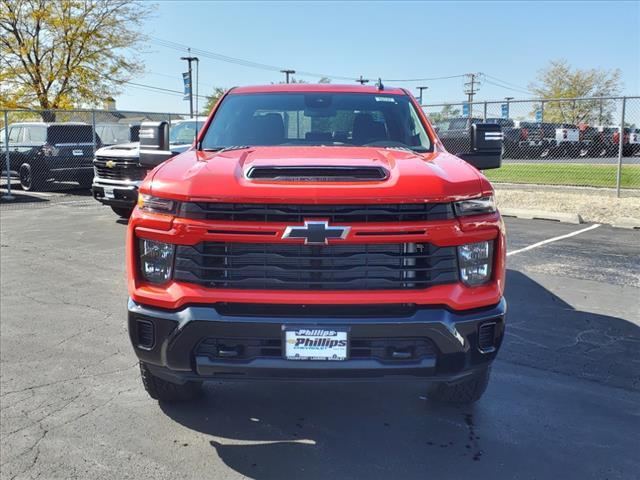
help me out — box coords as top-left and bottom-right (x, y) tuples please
(126, 84), (506, 404)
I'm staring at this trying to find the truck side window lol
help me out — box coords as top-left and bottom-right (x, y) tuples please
(25, 126), (46, 143)
(8, 127), (22, 143)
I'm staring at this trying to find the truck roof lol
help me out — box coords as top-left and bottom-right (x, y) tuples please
(230, 84), (408, 95)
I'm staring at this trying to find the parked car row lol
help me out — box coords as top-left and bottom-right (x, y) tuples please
(0, 119), (203, 191)
(435, 117), (640, 159)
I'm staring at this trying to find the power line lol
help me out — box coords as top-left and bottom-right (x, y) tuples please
(482, 78), (532, 95)
(385, 74), (467, 82)
(151, 37), (356, 81)
(151, 37), (472, 84)
(149, 37), (538, 98)
(124, 81), (208, 99)
(482, 74), (534, 94)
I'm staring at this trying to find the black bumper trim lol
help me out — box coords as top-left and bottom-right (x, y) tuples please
(128, 298), (506, 382)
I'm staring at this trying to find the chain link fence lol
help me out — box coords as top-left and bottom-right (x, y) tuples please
(423, 96), (640, 196)
(2, 97), (638, 209)
(0, 108), (190, 207)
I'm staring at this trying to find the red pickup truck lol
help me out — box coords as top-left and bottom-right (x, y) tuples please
(127, 84), (506, 404)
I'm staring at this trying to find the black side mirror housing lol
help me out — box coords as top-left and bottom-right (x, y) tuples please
(139, 121), (173, 168)
(457, 123), (502, 170)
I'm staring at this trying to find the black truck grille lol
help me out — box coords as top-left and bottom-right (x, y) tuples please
(94, 156), (147, 181)
(195, 337), (436, 361)
(179, 202), (454, 222)
(174, 242), (459, 290)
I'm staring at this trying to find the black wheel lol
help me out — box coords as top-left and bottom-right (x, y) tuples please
(428, 366), (491, 404)
(139, 362), (202, 403)
(110, 206), (133, 218)
(19, 163), (47, 191)
(622, 145), (633, 157)
(76, 173), (94, 189)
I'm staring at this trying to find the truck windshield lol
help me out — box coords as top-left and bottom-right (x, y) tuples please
(201, 93), (432, 152)
(169, 121), (204, 145)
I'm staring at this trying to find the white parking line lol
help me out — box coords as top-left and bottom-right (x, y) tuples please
(507, 223), (601, 257)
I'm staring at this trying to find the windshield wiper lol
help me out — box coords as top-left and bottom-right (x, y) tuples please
(201, 145), (250, 153)
(382, 145), (429, 153)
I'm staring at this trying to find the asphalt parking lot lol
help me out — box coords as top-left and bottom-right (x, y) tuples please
(1, 204), (639, 480)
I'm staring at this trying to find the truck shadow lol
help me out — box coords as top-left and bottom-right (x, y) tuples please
(159, 269), (639, 479)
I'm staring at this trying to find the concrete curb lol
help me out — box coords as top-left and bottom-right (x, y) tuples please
(500, 208), (583, 224)
(610, 217), (640, 229)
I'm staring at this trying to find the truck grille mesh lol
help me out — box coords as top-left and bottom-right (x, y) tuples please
(94, 156), (147, 181)
(174, 242), (459, 290)
(179, 202), (454, 223)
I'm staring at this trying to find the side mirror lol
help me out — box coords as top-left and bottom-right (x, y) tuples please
(457, 123), (502, 170)
(139, 121), (173, 168)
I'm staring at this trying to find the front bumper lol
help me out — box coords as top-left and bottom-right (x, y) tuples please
(128, 298), (506, 383)
(92, 179), (140, 208)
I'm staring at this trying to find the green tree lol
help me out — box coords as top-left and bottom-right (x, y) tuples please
(201, 87), (226, 115)
(529, 59), (621, 124)
(0, 0), (152, 120)
(427, 104), (461, 124)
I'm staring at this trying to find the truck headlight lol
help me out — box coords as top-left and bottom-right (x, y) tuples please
(457, 241), (493, 286)
(137, 194), (178, 215)
(139, 239), (175, 284)
(454, 196), (496, 216)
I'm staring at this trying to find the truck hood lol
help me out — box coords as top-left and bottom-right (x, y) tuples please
(147, 146), (487, 203)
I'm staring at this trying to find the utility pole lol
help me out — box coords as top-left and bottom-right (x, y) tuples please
(181, 52), (199, 118)
(356, 75), (369, 85)
(504, 96), (514, 119)
(416, 86), (429, 105)
(280, 69), (295, 83)
(464, 73), (480, 106)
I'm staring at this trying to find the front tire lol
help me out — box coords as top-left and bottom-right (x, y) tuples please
(110, 206), (133, 218)
(19, 163), (47, 191)
(139, 362), (202, 403)
(428, 366), (491, 404)
(76, 173), (94, 189)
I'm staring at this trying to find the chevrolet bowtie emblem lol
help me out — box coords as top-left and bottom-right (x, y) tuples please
(282, 221), (350, 245)
(105, 160), (116, 168)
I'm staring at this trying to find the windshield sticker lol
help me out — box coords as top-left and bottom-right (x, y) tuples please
(375, 96), (396, 103)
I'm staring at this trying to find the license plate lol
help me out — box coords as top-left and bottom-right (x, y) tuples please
(284, 328), (348, 361)
(103, 186), (114, 199)
(72, 149), (83, 156)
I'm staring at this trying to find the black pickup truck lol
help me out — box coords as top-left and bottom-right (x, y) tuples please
(437, 117), (484, 154)
(0, 122), (98, 191)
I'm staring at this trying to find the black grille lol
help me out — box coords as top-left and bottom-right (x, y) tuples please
(174, 242), (458, 290)
(179, 202), (454, 222)
(195, 336), (436, 361)
(246, 166), (389, 181)
(135, 320), (154, 349)
(478, 322), (496, 351)
(94, 156), (147, 181)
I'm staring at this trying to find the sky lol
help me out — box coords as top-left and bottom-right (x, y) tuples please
(114, 0), (640, 114)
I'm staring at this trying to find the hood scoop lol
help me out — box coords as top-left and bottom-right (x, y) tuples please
(246, 165), (389, 182)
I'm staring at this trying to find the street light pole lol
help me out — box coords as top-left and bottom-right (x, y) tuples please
(417, 86), (429, 105)
(280, 69), (295, 83)
(181, 52), (199, 118)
